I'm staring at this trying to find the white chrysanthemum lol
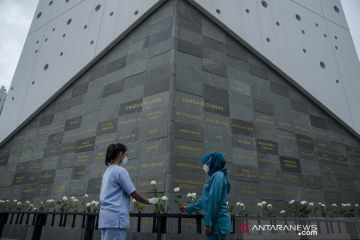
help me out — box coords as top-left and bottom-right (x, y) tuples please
(355, 204), (359, 207)
(236, 202), (241, 206)
(187, 193), (192, 198)
(289, 200), (295, 204)
(321, 204), (326, 207)
(280, 210), (286, 214)
(25, 201), (31, 204)
(261, 200), (267, 205)
(161, 196), (168, 201)
(74, 199), (79, 203)
(62, 196), (68, 201)
(332, 203), (337, 207)
(17, 202), (22, 206)
(70, 196), (76, 200)
(267, 204), (272, 208)
(300, 200), (307, 205)
(257, 203), (263, 207)
(86, 203), (91, 207)
(13, 199), (17, 202)
(191, 193), (197, 198)
(308, 202), (314, 206)
(174, 187), (180, 192)
(150, 180), (157, 185)
(84, 194), (89, 198)
(132, 199), (136, 203)
(33, 207), (37, 211)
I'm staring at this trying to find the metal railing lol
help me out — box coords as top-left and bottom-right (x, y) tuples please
(0, 211), (222, 240)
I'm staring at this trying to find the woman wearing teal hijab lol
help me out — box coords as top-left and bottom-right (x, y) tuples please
(180, 151), (232, 240)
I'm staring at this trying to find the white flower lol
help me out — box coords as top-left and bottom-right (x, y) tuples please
(267, 203), (272, 208)
(355, 204), (359, 207)
(261, 200), (267, 205)
(191, 193), (197, 198)
(150, 180), (157, 185)
(33, 207), (37, 211)
(289, 200), (295, 204)
(70, 196), (76, 200)
(300, 200), (307, 205)
(236, 202), (241, 206)
(84, 194), (89, 198)
(25, 201), (31, 204)
(17, 202), (22, 206)
(74, 199), (79, 203)
(280, 210), (286, 214)
(257, 202), (263, 207)
(308, 202), (314, 206)
(187, 193), (192, 198)
(132, 199), (137, 203)
(318, 202), (322, 205)
(240, 203), (245, 207)
(86, 203), (91, 207)
(13, 199), (17, 202)
(62, 196), (68, 201)
(161, 196), (168, 201)
(174, 187), (180, 192)
(321, 204), (326, 207)
(332, 203), (337, 207)
(40, 201), (43, 204)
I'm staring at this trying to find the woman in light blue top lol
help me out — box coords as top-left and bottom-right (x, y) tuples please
(99, 143), (158, 240)
(180, 151), (232, 240)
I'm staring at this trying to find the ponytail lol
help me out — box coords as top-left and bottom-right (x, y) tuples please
(105, 143), (127, 166)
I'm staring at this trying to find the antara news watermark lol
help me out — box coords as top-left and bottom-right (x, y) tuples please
(239, 222), (318, 236)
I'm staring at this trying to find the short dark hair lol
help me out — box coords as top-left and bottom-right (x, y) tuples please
(105, 143), (127, 166)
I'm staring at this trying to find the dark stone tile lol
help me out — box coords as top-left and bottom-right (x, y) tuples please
(253, 99), (273, 115)
(102, 79), (124, 97)
(280, 156), (301, 173)
(173, 121), (204, 142)
(29, 159), (42, 172)
(177, 0), (202, 24)
(256, 138), (278, 155)
(203, 84), (229, 103)
(55, 99), (70, 112)
(58, 142), (75, 155)
(25, 172), (40, 184)
(72, 82), (89, 97)
(107, 56), (127, 73)
(270, 81), (289, 97)
(249, 64), (269, 80)
(40, 169), (56, 184)
(176, 15), (202, 34)
(203, 36), (225, 52)
(16, 162), (29, 173)
(203, 48), (227, 64)
(202, 59), (227, 77)
(69, 95), (83, 107)
(145, 63), (171, 82)
(96, 118), (118, 136)
(177, 38), (202, 57)
(87, 178), (102, 194)
(148, 28), (172, 46)
(203, 97), (229, 117)
(291, 99), (308, 113)
(144, 77), (170, 97)
(226, 43), (248, 62)
(13, 173), (25, 185)
(232, 134), (256, 150)
(302, 174), (323, 189)
(71, 166), (86, 180)
(75, 136), (95, 153)
(309, 115), (327, 129)
(172, 138), (204, 158)
(119, 98), (143, 115)
(39, 114), (54, 127)
(64, 116), (82, 131)
(317, 151), (334, 164)
(89, 64), (107, 81)
(0, 154), (9, 166)
(296, 134), (314, 150)
(231, 118), (255, 136)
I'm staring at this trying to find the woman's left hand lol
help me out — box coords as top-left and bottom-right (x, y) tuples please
(205, 226), (212, 234)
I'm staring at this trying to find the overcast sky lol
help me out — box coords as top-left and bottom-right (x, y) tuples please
(0, 0), (359, 91)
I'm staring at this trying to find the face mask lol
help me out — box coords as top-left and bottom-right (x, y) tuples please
(202, 164), (209, 173)
(122, 156), (128, 165)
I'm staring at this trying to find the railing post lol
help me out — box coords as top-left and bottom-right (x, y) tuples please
(0, 212), (9, 237)
(31, 212), (47, 240)
(83, 214), (96, 240)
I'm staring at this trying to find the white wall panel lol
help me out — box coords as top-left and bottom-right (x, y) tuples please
(188, 0), (360, 136)
(0, 0), (163, 145)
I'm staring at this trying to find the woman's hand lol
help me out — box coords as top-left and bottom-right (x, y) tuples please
(179, 206), (187, 213)
(205, 226), (212, 234)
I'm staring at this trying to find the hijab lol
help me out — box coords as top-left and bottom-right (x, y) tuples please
(200, 151), (231, 193)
